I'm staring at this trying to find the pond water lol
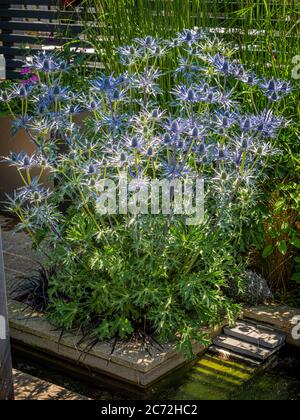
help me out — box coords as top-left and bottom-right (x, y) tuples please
(152, 349), (300, 400)
(14, 347), (300, 400)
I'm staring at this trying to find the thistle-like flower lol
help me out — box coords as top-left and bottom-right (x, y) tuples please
(95, 112), (127, 132)
(124, 135), (145, 151)
(149, 44), (169, 59)
(164, 118), (188, 136)
(150, 107), (166, 122)
(197, 85), (220, 105)
(253, 109), (287, 138)
(2, 152), (38, 169)
(175, 57), (201, 79)
(62, 103), (82, 116)
(213, 110), (237, 132)
(117, 45), (142, 65)
(27, 51), (68, 74)
(236, 69), (260, 86)
(216, 89), (237, 108)
(214, 146), (230, 162)
(82, 95), (102, 112)
(44, 82), (70, 104)
(172, 85), (200, 103)
(208, 53), (233, 76)
(232, 133), (254, 152)
(11, 83), (33, 99)
(259, 78), (293, 101)
(11, 115), (32, 136)
(105, 147), (133, 169)
(134, 36), (161, 49)
(0, 89), (16, 103)
(239, 116), (256, 133)
(90, 73), (125, 94)
(107, 88), (128, 103)
(189, 124), (207, 140)
(162, 161), (191, 179)
(18, 178), (51, 203)
(176, 29), (202, 46)
(130, 68), (162, 96)
(84, 163), (99, 177)
(251, 141), (280, 157)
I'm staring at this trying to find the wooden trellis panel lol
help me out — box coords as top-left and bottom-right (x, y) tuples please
(0, 1), (299, 78)
(0, 0), (84, 79)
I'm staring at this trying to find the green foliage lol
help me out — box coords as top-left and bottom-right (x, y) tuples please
(292, 257), (300, 284)
(45, 213), (241, 355)
(0, 80), (22, 115)
(257, 180), (300, 292)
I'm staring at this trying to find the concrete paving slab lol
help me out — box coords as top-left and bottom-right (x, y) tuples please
(243, 305), (300, 348)
(224, 321), (286, 349)
(213, 335), (278, 362)
(13, 369), (89, 400)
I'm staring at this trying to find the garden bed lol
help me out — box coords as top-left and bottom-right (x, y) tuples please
(8, 299), (224, 388)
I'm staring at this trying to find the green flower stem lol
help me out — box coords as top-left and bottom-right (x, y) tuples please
(17, 168), (28, 186)
(6, 102), (16, 119)
(26, 168), (31, 184)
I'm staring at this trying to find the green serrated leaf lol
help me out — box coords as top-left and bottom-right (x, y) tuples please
(262, 244), (274, 258)
(281, 222), (289, 232)
(277, 240), (288, 255)
(291, 239), (300, 249)
(291, 273), (300, 283)
(273, 199), (286, 214)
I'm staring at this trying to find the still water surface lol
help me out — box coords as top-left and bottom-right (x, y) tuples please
(14, 348), (300, 400)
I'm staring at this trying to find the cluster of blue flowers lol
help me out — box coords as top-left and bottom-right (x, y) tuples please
(0, 29), (292, 231)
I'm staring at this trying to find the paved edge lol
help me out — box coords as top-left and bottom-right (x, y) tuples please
(13, 369), (89, 400)
(242, 304), (300, 348)
(9, 300), (225, 388)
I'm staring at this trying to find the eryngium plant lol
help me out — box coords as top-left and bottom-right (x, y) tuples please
(1, 32), (292, 355)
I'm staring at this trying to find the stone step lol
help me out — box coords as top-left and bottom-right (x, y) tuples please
(213, 335), (279, 362)
(224, 321), (286, 349)
(209, 345), (261, 366)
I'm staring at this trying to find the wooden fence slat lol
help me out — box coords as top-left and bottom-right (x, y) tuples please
(0, 33), (77, 46)
(5, 70), (25, 79)
(0, 0), (299, 79)
(0, 46), (89, 56)
(0, 0), (60, 5)
(0, 0), (297, 6)
(0, 2), (14, 80)
(0, 21), (83, 33)
(0, 9), (78, 20)
(5, 58), (28, 69)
